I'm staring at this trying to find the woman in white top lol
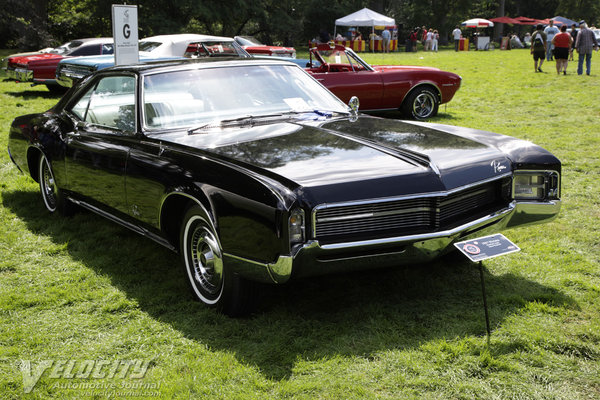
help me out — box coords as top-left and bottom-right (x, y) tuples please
(432, 30), (439, 52)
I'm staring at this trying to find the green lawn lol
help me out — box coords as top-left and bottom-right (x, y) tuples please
(1, 48), (599, 399)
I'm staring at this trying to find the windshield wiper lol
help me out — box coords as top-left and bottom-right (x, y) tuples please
(187, 110), (346, 135)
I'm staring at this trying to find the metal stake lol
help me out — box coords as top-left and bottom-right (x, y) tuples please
(478, 261), (491, 345)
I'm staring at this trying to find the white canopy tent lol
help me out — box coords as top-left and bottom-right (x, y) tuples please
(334, 7), (395, 38)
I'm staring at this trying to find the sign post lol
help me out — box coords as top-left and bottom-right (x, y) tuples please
(112, 4), (139, 66)
(454, 233), (521, 345)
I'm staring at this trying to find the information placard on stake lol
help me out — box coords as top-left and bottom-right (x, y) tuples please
(454, 233), (520, 262)
(112, 4), (139, 66)
(454, 233), (520, 345)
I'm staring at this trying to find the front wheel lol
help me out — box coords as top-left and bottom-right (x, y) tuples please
(180, 205), (255, 316)
(402, 87), (439, 120)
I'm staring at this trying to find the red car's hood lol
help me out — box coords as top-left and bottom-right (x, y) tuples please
(10, 53), (62, 65)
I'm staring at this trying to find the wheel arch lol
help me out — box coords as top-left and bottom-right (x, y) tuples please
(401, 82), (442, 107)
(159, 191), (214, 252)
(26, 146), (44, 183)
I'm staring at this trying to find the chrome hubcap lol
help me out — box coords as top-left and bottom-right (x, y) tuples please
(41, 159), (57, 210)
(190, 226), (223, 297)
(413, 92), (435, 118)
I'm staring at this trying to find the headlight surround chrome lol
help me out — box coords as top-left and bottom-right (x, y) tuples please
(513, 170), (560, 201)
(289, 208), (306, 246)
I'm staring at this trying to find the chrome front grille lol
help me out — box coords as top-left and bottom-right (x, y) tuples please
(313, 178), (511, 243)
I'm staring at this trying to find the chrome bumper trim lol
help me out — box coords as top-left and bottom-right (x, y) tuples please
(318, 202), (516, 250)
(226, 199), (560, 283)
(224, 253), (292, 284)
(14, 68), (33, 82)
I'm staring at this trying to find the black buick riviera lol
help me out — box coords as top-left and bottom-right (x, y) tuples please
(8, 58), (561, 316)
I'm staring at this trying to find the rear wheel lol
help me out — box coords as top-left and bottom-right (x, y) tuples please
(402, 87), (439, 120)
(180, 205), (255, 316)
(38, 154), (73, 215)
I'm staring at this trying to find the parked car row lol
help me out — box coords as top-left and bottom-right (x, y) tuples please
(2, 34), (461, 120)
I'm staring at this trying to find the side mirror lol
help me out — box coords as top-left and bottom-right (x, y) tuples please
(348, 96), (360, 115)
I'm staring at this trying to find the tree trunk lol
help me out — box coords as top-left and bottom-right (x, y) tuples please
(494, 0), (506, 42)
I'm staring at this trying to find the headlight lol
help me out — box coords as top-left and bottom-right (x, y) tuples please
(514, 171), (560, 201)
(289, 208), (305, 246)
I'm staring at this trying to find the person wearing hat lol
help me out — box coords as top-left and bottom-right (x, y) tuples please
(574, 21), (599, 75)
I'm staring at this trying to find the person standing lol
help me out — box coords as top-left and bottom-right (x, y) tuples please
(531, 24), (547, 72)
(569, 23), (578, 61)
(552, 25), (573, 74)
(544, 20), (560, 61)
(381, 28), (391, 53)
(452, 26), (462, 51)
(410, 28), (419, 52)
(425, 29), (433, 51)
(432, 30), (439, 52)
(574, 22), (599, 75)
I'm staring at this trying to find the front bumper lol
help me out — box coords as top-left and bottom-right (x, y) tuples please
(7, 67), (33, 82)
(225, 199), (560, 284)
(56, 65), (93, 88)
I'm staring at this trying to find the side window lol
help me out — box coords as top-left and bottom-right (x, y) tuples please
(69, 44), (99, 56)
(68, 75), (136, 133)
(102, 44), (114, 54)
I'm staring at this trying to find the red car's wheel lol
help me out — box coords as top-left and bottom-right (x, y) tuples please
(403, 87), (439, 120)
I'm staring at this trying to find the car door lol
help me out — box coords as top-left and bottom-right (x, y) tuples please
(62, 74), (136, 215)
(313, 69), (384, 110)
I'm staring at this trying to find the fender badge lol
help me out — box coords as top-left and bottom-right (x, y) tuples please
(491, 160), (508, 173)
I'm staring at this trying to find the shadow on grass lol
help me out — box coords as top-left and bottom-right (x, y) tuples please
(3, 190), (577, 380)
(5, 90), (63, 100)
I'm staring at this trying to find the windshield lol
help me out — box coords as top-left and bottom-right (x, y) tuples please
(235, 36), (264, 46)
(142, 65), (348, 131)
(138, 41), (162, 52)
(313, 46), (373, 71)
(51, 40), (84, 55)
(184, 41), (247, 58)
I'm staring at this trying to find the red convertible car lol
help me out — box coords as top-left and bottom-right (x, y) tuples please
(6, 38), (113, 92)
(305, 44), (461, 119)
(234, 36), (296, 58)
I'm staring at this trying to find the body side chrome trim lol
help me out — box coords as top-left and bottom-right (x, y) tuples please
(69, 197), (176, 251)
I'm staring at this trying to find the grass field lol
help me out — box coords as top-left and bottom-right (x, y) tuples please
(1, 48), (599, 399)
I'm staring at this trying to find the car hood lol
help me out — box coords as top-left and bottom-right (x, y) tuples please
(59, 54), (183, 69)
(156, 116), (526, 204)
(10, 53), (62, 65)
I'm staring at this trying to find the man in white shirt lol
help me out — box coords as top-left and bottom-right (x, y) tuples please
(452, 26), (462, 51)
(544, 20), (560, 61)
